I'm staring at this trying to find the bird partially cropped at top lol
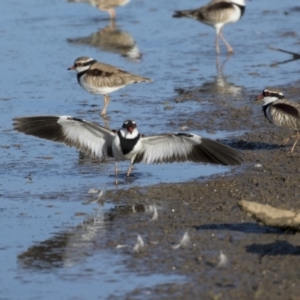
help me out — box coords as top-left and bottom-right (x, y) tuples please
(13, 116), (244, 184)
(67, 0), (130, 19)
(255, 88), (300, 153)
(173, 0), (246, 55)
(68, 56), (152, 116)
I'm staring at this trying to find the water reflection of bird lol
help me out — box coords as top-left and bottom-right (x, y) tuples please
(13, 117), (243, 184)
(17, 203), (155, 269)
(67, 21), (141, 62)
(68, 0), (130, 19)
(201, 75), (242, 96)
(175, 75), (243, 104)
(173, 0), (246, 54)
(18, 210), (106, 269)
(255, 88), (300, 153)
(67, 56), (152, 116)
(208, 56), (243, 96)
(175, 57), (243, 102)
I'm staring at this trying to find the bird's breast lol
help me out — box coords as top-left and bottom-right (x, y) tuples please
(118, 131), (141, 155)
(112, 132), (141, 160)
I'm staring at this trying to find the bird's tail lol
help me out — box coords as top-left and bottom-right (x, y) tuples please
(133, 76), (152, 83)
(142, 77), (152, 83)
(173, 10), (195, 19)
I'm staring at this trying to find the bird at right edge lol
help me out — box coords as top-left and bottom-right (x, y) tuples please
(255, 88), (300, 154)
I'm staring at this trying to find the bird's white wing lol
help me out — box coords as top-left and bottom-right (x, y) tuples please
(13, 116), (115, 159)
(133, 133), (243, 166)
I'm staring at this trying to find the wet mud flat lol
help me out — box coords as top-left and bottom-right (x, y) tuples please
(101, 82), (300, 299)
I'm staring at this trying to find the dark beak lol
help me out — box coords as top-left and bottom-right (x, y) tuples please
(127, 127), (133, 134)
(67, 65), (75, 70)
(254, 94), (264, 101)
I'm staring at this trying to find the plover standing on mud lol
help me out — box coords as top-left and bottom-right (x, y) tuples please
(255, 88), (300, 153)
(67, 0), (130, 19)
(68, 57), (152, 116)
(173, 0), (246, 54)
(13, 116), (243, 183)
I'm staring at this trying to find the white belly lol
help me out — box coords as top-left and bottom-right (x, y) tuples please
(212, 5), (242, 30)
(79, 76), (125, 95)
(227, 5), (242, 24)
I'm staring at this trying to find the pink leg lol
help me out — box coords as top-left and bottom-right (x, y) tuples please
(289, 132), (300, 154)
(281, 137), (290, 146)
(215, 35), (220, 55)
(219, 30), (234, 54)
(115, 162), (118, 185)
(98, 7), (116, 19)
(281, 133), (299, 147)
(101, 94), (110, 116)
(127, 164), (133, 177)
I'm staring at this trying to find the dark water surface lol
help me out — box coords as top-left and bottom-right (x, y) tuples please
(1, 0), (299, 298)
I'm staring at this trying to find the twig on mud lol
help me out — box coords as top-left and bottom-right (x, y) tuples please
(238, 200), (300, 230)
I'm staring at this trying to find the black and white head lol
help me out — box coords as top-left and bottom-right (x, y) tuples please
(120, 120), (139, 139)
(67, 56), (96, 73)
(255, 88), (285, 106)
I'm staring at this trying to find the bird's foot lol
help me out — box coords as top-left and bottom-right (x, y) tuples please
(289, 141), (300, 154)
(227, 48), (234, 55)
(287, 149), (296, 155)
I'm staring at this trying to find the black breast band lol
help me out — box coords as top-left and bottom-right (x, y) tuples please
(118, 131), (140, 155)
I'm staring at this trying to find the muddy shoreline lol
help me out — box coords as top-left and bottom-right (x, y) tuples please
(3, 1), (300, 298)
(103, 82), (300, 299)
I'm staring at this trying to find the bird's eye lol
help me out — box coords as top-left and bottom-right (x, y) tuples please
(77, 63), (82, 66)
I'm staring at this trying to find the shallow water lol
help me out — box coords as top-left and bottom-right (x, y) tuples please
(1, 0), (300, 298)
